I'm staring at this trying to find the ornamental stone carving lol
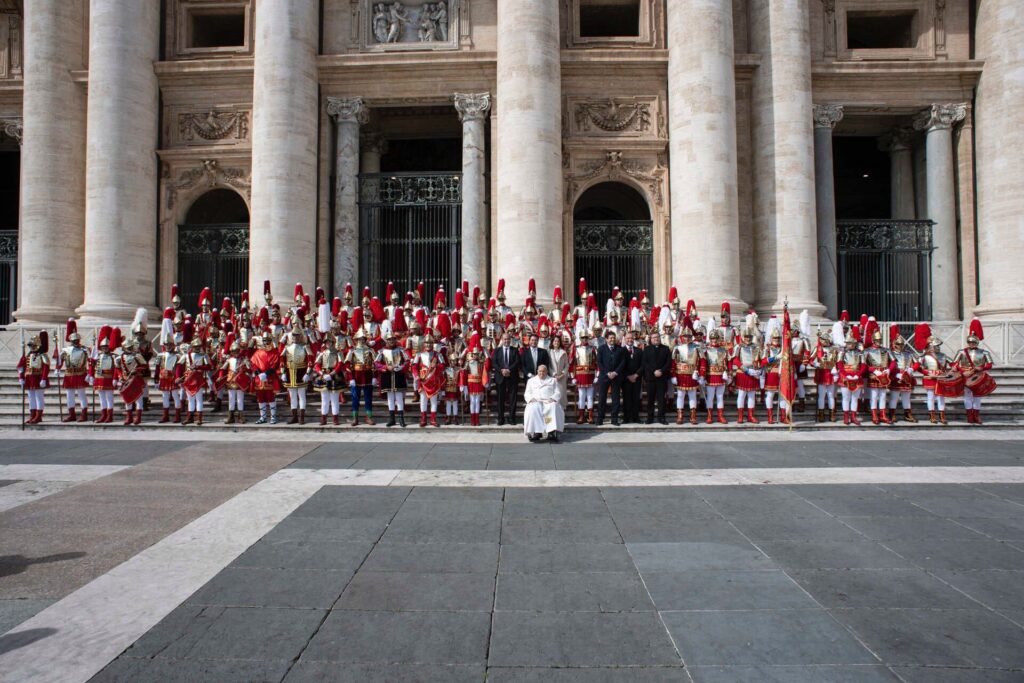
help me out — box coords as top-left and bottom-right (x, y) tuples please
(576, 99), (652, 133)
(178, 110), (249, 142)
(165, 159), (251, 209)
(0, 11), (22, 79)
(0, 117), (21, 144)
(453, 92), (491, 122)
(328, 96), (369, 124)
(914, 103), (967, 132)
(565, 150), (665, 207)
(879, 126), (915, 153)
(812, 104), (844, 130)
(366, 0), (454, 48)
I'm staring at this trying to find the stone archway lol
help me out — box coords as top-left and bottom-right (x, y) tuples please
(176, 189), (250, 312)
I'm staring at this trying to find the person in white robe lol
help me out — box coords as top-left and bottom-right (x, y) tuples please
(523, 364), (565, 442)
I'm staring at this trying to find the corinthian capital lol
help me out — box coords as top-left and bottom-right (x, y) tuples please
(914, 103), (967, 132)
(812, 104), (844, 130)
(453, 93), (492, 123)
(327, 97), (368, 125)
(879, 126), (915, 153)
(0, 118), (23, 145)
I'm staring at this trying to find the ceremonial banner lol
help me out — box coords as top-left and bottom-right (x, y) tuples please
(780, 303), (796, 408)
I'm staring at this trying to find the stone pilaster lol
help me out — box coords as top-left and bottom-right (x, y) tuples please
(974, 3), (1024, 318)
(914, 103), (967, 321)
(812, 104), (843, 319)
(328, 97), (367, 296)
(249, 0), (319, 298)
(495, 0), (562, 303)
(454, 92), (491, 292)
(750, 0), (825, 316)
(880, 127), (916, 220)
(76, 0), (160, 322)
(666, 0), (743, 312)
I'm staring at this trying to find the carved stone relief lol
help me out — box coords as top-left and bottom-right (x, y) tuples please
(564, 150), (666, 208)
(0, 11), (23, 79)
(164, 158), (251, 210)
(565, 97), (664, 140)
(178, 110), (249, 142)
(359, 0), (459, 50)
(0, 117), (21, 144)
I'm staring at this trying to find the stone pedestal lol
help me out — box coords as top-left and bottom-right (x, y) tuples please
(813, 104), (843, 320)
(249, 0), (319, 298)
(750, 0), (825, 316)
(76, 0), (160, 322)
(454, 92), (491, 291)
(13, 1), (87, 323)
(915, 103), (967, 321)
(495, 0), (562, 302)
(328, 97), (367, 296)
(881, 127), (917, 220)
(666, 0), (743, 312)
(974, 3), (1024, 318)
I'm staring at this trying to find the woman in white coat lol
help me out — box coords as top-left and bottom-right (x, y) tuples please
(547, 333), (570, 410)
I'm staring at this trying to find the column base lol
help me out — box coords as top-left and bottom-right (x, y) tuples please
(971, 304), (1024, 320)
(755, 299), (828, 320)
(75, 303), (161, 326)
(13, 304), (79, 325)
(688, 297), (749, 320)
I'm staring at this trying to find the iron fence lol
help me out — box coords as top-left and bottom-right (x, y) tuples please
(177, 223), (249, 313)
(0, 230), (16, 325)
(574, 220), (654, 305)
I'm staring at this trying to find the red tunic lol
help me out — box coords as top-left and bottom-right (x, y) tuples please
(249, 348), (282, 393)
(17, 353), (50, 390)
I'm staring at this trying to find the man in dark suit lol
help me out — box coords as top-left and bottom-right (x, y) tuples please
(490, 333), (522, 425)
(521, 334), (552, 382)
(642, 331), (673, 425)
(620, 331), (644, 424)
(595, 330), (626, 426)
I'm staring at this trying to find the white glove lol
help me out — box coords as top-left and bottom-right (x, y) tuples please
(831, 369), (839, 379)
(40, 380), (48, 388)
(259, 372), (268, 382)
(691, 371), (699, 381)
(698, 377), (706, 385)
(349, 380), (356, 388)
(87, 375), (94, 386)
(847, 374), (858, 381)
(722, 372), (729, 382)
(746, 368), (757, 377)
(670, 377), (677, 386)
(18, 379), (24, 388)
(372, 378), (378, 387)
(303, 372), (312, 382)
(799, 364), (805, 373)
(873, 370), (882, 377)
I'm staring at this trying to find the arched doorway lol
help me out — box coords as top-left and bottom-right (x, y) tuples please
(177, 189), (249, 313)
(573, 181), (653, 305)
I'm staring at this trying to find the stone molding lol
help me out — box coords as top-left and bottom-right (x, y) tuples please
(812, 104), (844, 130)
(914, 102), (967, 132)
(564, 150), (666, 208)
(327, 96), (369, 125)
(453, 92), (491, 122)
(0, 116), (21, 144)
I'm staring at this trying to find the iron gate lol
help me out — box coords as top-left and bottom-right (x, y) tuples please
(177, 223), (249, 313)
(837, 219), (934, 321)
(574, 220), (654, 305)
(358, 172), (462, 297)
(0, 230), (16, 325)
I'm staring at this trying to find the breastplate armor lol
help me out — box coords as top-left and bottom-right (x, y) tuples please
(379, 348), (404, 367)
(575, 346), (595, 368)
(736, 345), (759, 369)
(285, 344), (308, 367)
(920, 352), (947, 375)
(318, 350), (340, 370)
(864, 347), (889, 370)
(225, 357), (247, 373)
(186, 353), (209, 371)
(963, 348), (990, 367)
(25, 353), (45, 373)
(63, 347), (89, 372)
(673, 344), (701, 373)
(96, 354), (116, 375)
(120, 355), (141, 375)
(705, 347), (729, 372)
(841, 349), (864, 367)
(159, 353), (179, 374)
(892, 349), (916, 371)
(466, 359), (485, 381)
(347, 347), (372, 370)
(818, 347), (839, 370)
(407, 335), (424, 353)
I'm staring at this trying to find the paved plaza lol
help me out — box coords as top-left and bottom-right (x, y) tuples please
(0, 431), (1023, 682)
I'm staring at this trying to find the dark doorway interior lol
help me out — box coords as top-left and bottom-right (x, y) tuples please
(381, 138), (461, 173)
(178, 189), (250, 313)
(833, 136), (891, 219)
(0, 151), (19, 325)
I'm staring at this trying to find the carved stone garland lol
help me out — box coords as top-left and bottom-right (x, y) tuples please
(574, 100), (652, 133)
(165, 159), (251, 210)
(178, 110), (249, 142)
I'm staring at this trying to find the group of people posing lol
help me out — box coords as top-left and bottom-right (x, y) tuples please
(14, 276), (997, 430)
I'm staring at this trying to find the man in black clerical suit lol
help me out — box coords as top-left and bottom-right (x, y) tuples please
(642, 331), (673, 425)
(490, 333), (522, 425)
(595, 330), (626, 426)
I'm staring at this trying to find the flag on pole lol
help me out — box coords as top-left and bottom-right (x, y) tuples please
(780, 300), (796, 414)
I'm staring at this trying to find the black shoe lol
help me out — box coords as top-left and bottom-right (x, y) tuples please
(659, 417), (668, 425)
(595, 420), (604, 427)
(547, 432), (560, 443)
(497, 419), (506, 426)
(612, 419), (620, 426)
(645, 418), (654, 424)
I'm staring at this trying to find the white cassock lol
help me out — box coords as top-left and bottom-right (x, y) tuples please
(523, 374), (565, 435)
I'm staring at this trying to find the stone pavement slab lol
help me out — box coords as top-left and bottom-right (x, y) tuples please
(643, 570), (819, 610)
(337, 571), (495, 611)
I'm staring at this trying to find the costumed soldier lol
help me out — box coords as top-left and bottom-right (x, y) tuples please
(953, 318), (995, 425)
(837, 331), (866, 426)
(344, 330), (376, 426)
(919, 333), (951, 424)
(251, 330), (282, 425)
(18, 331), (50, 424)
(182, 337), (212, 425)
(130, 308), (154, 409)
(730, 324), (762, 424)
(572, 329), (597, 424)
(218, 336), (251, 424)
(813, 325), (842, 422)
(760, 329), (786, 424)
(91, 327), (119, 423)
(376, 333), (409, 427)
(153, 337), (184, 424)
(58, 320), (90, 422)
(442, 348), (462, 425)
(117, 339), (148, 424)
(864, 325), (896, 424)
(702, 329), (730, 424)
(281, 322), (313, 424)
(791, 313), (811, 412)
(671, 327), (702, 425)
(887, 325), (919, 423)
(313, 333), (344, 426)
(169, 283), (186, 326)
(459, 335), (489, 426)
(414, 334), (445, 427)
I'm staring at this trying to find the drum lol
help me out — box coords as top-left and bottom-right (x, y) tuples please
(871, 372), (891, 388)
(935, 371), (965, 398)
(844, 377), (861, 391)
(119, 375), (146, 405)
(965, 371), (997, 397)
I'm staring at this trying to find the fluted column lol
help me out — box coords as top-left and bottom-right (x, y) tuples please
(974, 3), (1024, 318)
(328, 97), (367, 296)
(666, 0), (743, 311)
(914, 103), (967, 321)
(750, 0), (825, 316)
(14, 2), (86, 323)
(880, 127), (916, 220)
(496, 0), (562, 303)
(249, 0), (319, 298)
(813, 104), (843, 319)
(76, 0), (160, 321)
(454, 92), (491, 291)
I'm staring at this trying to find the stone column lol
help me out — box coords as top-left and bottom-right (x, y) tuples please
(666, 0), (743, 311)
(454, 92), (491, 291)
(496, 0), (562, 303)
(249, 0), (319, 298)
(914, 103), (967, 321)
(327, 97), (367, 296)
(360, 132), (387, 175)
(13, 2), (87, 323)
(750, 0), (825, 316)
(974, 3), (1024, 318)
(813, 104), (843, 319)
(76, 0), (160, 321)
(880, 127), (916, 220)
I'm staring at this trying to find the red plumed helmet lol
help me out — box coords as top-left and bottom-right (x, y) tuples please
(864, 316), (879, 341)
(434, 287), (446, 310)
(37, 330), (49, 355)
(686, 299), (697, 318)
(890, 323), (902, 344)
(336, 309), (348, 330)
(650, 305), (661, 326)
(263, 280), (272, 299)
(859, 313), (869, 329)
(65, 318), (78, 342)
(454, 290), (466, 310)
(369, 296), (386, 323)
(472, 312), (483, 332)
(488, 298), (497, 313)
(331, 297), (342, 317)
(435, 312), (452, 339)
(170, 283), (181, 302)
(450, 310), (461, 327)
(914, 322), (931, 351)
(415, 308), (428, 328)
(240, 290), (249, 309)
(350, 306), (365, 332)
(391, 309), (408, 333)
(586, 293), (597, 312)
(221, 297), (233, 315)
(344, 282), (354, 299)
(497, 278), (506, 296)
(721, 301), (730, 315)
(461, 279), (469, 298)
(840, 310), (850, 323)
(109, 327), (123, 350)
(97, 325), (112, 348)
(504, 312), (516, 328)
(315, 287), (325, 305)
(578, 278), (588, 298)
(553, 286), (563, 302)
(294, 283), (304, 301)
(561, 302), (571, 320)
(384, 281), (395, 302)
(528, 278), (536, 296)
(198, 287), (212, 309)
(611, 286), (620, 300)
(303, 293), (311, 312)
(667, 286), (679, 305)
(472, 285), (481, 306)
(210, 310), (222, 329)
(969, 317), (984, 341)
(416, 281), (425, 303)
(469, 331), (481, 351)
(362, 286), (372, 302)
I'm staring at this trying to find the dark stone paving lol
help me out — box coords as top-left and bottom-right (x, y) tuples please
(93, 481), (1024, 682)
(0, 439), (188, 466)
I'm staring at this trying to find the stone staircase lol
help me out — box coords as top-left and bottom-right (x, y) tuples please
(1, 366), (1021, 430)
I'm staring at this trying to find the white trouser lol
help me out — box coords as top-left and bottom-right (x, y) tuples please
(817, 385), (836, 410)
(420, 393), (439, 412)
(888, 390), (911, 410)
(385, 391), (406, 411)
(469, 393), (483, 413)
(963, 387), (981, 410)
(228, 389), (245, 412)
(706, 384), (725, 410)
(737, 389), (756, 410)
(288, 388), (306, 410)
(161, 389), (182, 409)
(796, 379), (806, 399)
(926, 389), (945, 411)
(65, 388), (88, 409)
(99, 390), (114, 410)
(869, 388), (888, 410)
(446, 399), (459, 416)
(675, 389), (697, 410)
(765, 390), (776, 411)
(319, 391), (338, 415)
(28, 389), (45, 411)
(187, 393), (204, 412)
(577, 386), (594, 409)
(840, 387), (859, 412)
(259, 402), (278, 418)
(125, 398), (143, 411)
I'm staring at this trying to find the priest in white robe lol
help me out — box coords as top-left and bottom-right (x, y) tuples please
(523, 364), (565, 442)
